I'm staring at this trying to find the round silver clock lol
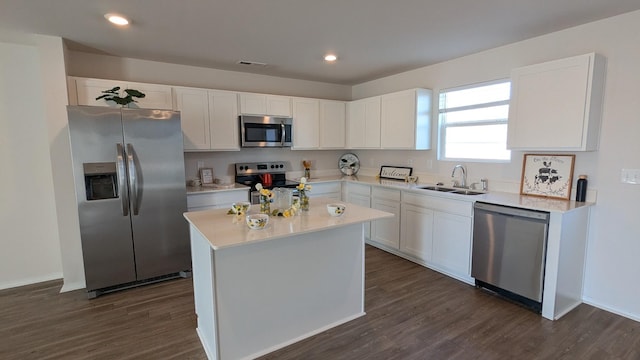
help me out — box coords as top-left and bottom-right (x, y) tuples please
(339, 153), (360, 175)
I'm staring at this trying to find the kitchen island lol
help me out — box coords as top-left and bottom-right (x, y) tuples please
(183, 197), (393, 360)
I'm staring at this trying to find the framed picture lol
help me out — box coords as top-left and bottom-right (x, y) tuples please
(379, 166), (413, 180)
(200, 168), (214, 184)
(520, 154), (575, 200)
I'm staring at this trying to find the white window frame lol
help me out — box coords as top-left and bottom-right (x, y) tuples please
(437, 79), (511, 162)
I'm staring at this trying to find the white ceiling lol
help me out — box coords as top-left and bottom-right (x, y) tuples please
(2, 1), (640, 85)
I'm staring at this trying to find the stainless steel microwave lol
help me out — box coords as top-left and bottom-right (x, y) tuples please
(239, 115), (293, 147)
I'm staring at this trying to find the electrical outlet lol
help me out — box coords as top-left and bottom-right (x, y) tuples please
(621, 168), (640, 184)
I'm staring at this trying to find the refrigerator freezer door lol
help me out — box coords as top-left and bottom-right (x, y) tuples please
(121, 109), (190, 280)
(68, 106), (137, 291)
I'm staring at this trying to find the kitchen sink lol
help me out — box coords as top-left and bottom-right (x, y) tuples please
(418, 186), (457, 192)
(417, 186), (484, 196)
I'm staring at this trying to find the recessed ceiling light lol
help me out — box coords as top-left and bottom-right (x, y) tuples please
(105, 13), (129, 26)
(324, 54), (337, 62)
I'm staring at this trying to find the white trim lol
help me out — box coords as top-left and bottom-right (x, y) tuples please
(0, 273), (63, 291)
(582, 296), (640, 323)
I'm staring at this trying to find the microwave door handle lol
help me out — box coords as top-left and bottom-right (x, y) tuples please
(281, 122), (285, 146)
(126, 143), (140, 215)
(116, 143), (129, 216)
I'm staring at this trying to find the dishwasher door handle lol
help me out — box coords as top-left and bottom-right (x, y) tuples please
(474, 202), (549, 221)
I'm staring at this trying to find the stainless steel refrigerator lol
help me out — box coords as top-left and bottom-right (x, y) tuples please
(67, 106), (190, 298)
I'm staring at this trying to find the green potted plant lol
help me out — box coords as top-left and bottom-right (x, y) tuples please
(95, 87), (146, 106)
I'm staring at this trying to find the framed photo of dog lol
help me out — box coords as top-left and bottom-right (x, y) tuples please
(520, 154), (575, 200)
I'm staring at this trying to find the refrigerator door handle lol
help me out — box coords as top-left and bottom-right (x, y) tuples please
(126, 143), (140, 215)
(116, 143), (129, 216)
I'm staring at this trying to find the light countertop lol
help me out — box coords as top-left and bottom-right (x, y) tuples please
(186, 183), (249, 194)
(303, 175), (592, 213)
(183, 197), (393, 250)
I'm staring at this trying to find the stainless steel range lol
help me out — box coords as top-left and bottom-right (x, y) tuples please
(235, 161), (300, 204)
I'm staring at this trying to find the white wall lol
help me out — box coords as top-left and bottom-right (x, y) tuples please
(67, 51), (352, 101)
(352, 11), (640, 321)
(0, 40), (63, 289)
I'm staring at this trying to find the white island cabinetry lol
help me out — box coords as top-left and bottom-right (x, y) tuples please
(183, 198), (392, 359)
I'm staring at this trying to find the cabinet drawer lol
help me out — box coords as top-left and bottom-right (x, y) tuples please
(401, 191), (472, 217)
(372, 187), (401, 201)
(346, 183), (371, 196)
(187, 190), (249, 210)
(310, 181), (342, 194)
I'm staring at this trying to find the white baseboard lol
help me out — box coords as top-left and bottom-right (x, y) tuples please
(60, 281), (85, 293)
(582, 296), (640, 322)
(0, 272), (63, 291)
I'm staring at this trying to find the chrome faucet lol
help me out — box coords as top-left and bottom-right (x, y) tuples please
(451, 165), (467, 188)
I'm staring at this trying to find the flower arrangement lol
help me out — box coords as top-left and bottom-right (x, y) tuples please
(297, 177), (312, 211)
(255, 183), (274, 214)
(302, 160), (312, 179)
(270, 198), (301, 218)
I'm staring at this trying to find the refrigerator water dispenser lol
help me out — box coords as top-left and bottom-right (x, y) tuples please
(83, 162), (118, 200)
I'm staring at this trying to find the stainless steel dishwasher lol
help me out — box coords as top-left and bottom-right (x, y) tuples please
(471, 202), (550, 312)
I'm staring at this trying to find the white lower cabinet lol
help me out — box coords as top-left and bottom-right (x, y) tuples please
(400, 203), (434, 262)
(370, 188), (401, 249)
(187, 189), (249, 211)
(400, 191), (474, 284)
(432, 211), (472, 279)
(344, 183), (371, 239)
(308, 181), (342, 200)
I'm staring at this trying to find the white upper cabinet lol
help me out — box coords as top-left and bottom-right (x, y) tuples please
(174, 87), (240, 151)
(380, 88), (432, 150)
(239, 93), (292, 117)
(208, 90), (240, 151)
(174, 87), (210, 150)
(319, 100), (346, 149)
(347, 96), (381, 149)
(507, 53), (606, 151)
(292, 97), (320, 149)
(72, 77), (174, 110)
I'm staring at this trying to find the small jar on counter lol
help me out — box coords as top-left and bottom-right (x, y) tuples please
(576, 175), (588, 202)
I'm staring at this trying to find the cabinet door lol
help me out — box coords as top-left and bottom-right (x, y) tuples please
(239, 93), (292, 116)
(507, 53), (604, 151)
(308, 181), (342, 199)
(127, 82), (173, 110)
(75, 78), (173, 109)
(347, 97), (381, 148)
(292, 98), (320, 149)
(208, 90), (240, 150)
(266, 95), (292, 117)
(400, 203), (434, 262)
(371, 198), (400, 249)
(75, 78), (125, 107)
(239, 93), (267, 115)
(346, 192), (371, 239)
(432, 212), (472, 276)
(174, 87), (210, 150)
(319, 100), (346, 148)
(380, 89), (431, 150)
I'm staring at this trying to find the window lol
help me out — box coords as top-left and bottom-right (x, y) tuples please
(438, 80), (511, 161)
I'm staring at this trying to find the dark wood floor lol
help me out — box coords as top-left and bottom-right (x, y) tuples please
(2, 246), (639, 360)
